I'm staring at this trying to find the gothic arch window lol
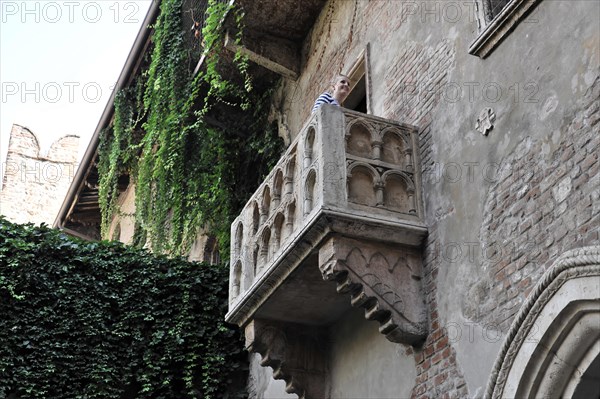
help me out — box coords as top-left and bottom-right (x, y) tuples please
(485, 246), (600, 399)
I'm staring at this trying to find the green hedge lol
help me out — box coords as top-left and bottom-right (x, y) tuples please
(0, 217), (247, 398)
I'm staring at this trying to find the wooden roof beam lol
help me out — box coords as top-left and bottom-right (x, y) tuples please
(224, 30), (299, 80)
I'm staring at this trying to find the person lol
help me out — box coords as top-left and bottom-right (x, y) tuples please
(311, 75), (351, 113)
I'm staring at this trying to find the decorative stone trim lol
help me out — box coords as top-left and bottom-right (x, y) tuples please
(319, 236), (427, 345)
(469, 0), (543, 59)
(245, 319), (329, 399)
(484, 245), (600, 399)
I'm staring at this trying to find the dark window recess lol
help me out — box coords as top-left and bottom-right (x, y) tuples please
(204, 236), (221, 265)
(345, 73), (367, 113)
(485, 0), (512, 21)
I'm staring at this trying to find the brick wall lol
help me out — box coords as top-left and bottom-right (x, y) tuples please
(0, 125), (79, 225)
(378, 34), (469, 399)
(470, 74), (599, 332)
(408, 222), (470, 399)
(270, 0), (598, 397)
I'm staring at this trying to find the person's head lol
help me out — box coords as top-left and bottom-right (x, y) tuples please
(331, 75), (351, 103)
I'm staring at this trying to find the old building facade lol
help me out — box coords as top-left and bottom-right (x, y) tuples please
(227, 0), (599, 397)
(0, 125), (78, 225)
(55, 0), (599, 397)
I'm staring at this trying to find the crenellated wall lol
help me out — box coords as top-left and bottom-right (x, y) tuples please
(0, 125), (79, 226)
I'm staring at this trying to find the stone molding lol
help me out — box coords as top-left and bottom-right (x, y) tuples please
(484, 245), (600, 399)
(469, 0), (543, 58)
(245, 319), (329, 399)
(319, 236), (427, 345)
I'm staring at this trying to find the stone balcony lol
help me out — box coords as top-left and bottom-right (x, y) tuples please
(226, 105), (428, 397)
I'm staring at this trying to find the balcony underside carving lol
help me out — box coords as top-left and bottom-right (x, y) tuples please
(319, 236), (426, 345)
(245, 319), (329, 399)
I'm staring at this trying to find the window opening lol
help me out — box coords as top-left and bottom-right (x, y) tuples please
(344, 45), (372, 114)
(485, 0), (512, 21)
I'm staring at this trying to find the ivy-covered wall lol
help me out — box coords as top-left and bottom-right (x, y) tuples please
(98, 0), (284, 257)
(0, 217), (246, 399)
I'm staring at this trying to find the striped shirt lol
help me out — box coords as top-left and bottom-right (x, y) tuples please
(311, 92), (340, 113)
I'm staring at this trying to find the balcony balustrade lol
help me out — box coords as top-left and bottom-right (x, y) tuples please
(226, 105), (428, 398)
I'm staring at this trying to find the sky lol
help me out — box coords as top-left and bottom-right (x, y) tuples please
(0, 0), (152, 183)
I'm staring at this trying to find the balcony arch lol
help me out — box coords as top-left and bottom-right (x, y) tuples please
(259, 227), (271, 266)
(347, 162), (380, 207)
(252, 201), (260, 235)
(381, 128), (410, 166)
(285, 200), (296, 237)
(284, 152), (297, 195)
(346, 119), (378, 159)
(234, 222), (244, 258)
(252, 244), (259, 278)
(303, 126), (316, 168)
(261, 186), (271, 222)
(273, 213), (285, 252)
(273, 169), (284, 208)
(381, 170), (416, 214)
(304, 169), (317, 215)
(231, 260), (242, 300)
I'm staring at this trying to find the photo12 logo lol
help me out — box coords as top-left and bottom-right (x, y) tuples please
(1, 161), (78, 184)
(1, 81), (113, 104)
(1, 1), (140, 24)
(434, 239), (539, 265)
(422, 160), (546, 185)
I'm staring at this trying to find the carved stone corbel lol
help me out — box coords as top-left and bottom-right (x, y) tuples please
(245, 319), (329, 399)
(318, 236), (427, 346)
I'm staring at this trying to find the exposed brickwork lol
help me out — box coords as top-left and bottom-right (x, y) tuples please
(383, 39), (455, 126)
(382, 39), (456, 188)
(409, 224), (470, 399)
(0, 125), (79, 225)
(472, 74), (599, 332)
(377, 35), (470, 399)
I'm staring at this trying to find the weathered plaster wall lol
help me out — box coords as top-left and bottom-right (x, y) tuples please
(0, 125), (79, 226)
(254, 0), (599, 397)
(247, 307), (417, 399)
(108, 186), (215, 262)
(328, 307), (417, 398)
(108, 184), (137, 244)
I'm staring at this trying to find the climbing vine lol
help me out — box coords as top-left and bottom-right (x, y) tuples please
(98, 77), (145, 238)
(98, 0), (283, 256)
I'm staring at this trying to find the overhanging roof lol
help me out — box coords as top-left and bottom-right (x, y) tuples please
(54, 0), (327, 239)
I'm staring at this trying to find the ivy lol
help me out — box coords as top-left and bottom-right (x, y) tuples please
(98, 0), (283, 256)
(0, 217), (247, 398)
(98, 78), (145, 238)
